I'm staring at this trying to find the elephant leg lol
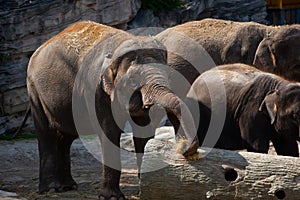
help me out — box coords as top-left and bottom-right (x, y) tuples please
(131, 117), (158, 176)
(36, 119), (77, 193)
(37, 130), (61, 193)
(238, 115), (270, 153)
(98, 118), (125, 200)
(56, 134), (78, 191)
(133, 135), (154, 176)
(29, 86), (61, 193)
(244, 134), (269, 154)
(272, 136), (299, 157)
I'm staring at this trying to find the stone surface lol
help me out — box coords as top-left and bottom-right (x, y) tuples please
(206, 0), (268, 23)
(128, 0), (268, 29)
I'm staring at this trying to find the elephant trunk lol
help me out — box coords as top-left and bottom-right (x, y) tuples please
(142, 84), (199, 156)
(298, 126), (300, 141)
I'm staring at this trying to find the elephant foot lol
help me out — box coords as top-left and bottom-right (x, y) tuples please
(56, 181), (78, 192)
(38, 181), (61, 194)
(38, 179), (78, 194)
(59, 177), (78, 191)
(98, 189), (125, 200)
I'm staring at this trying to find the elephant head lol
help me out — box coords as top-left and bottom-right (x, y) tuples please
(101, 38), (199, 156)
(253, 25), (300, 81)
(259, 83), (300, 156)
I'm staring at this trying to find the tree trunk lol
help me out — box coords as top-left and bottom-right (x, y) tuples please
(140, 139), (300, 200)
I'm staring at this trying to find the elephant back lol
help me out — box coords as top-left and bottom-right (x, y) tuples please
(44, 21), (125, 56)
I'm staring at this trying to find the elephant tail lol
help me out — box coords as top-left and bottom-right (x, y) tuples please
(12, 105), (31, 139)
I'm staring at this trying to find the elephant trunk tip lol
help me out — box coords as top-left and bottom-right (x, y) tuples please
(149, 87), (200, 158)
(176, 138), (201, 160)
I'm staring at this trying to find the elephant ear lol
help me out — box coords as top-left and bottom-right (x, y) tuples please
(221, 37), (242, 64)
(259, 90), (279, 124)
(101, 51), (137, 102)
(100, 53), (115, 100)
(102, 67), (115, 101)
(253, 38), (277, 71)
(222, 26), (264, 64)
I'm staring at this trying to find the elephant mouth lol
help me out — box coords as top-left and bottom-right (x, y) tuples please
(130, 115), (151, 127)
(127, 87), (154, 127)
(286, 64), (300, 81)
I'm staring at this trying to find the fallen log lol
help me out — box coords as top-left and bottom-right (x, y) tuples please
(140, 139), (300, 200)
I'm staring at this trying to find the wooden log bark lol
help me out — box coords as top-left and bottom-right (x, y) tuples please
(140, 139), (300, 200)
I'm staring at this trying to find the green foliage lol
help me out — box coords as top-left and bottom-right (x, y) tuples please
(141, 0), (184, 13)
(0, 132), (36, 140)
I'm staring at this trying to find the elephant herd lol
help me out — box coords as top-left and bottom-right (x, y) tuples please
(21, 18), (300, 199)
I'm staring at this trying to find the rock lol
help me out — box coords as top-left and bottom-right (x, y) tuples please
(0, 190), (27, 200)
(0, 190), (18, 197)
(128, 0), (268, 28)
(179, 0), (208, 22)
(127, 9), (160, 29)
(206, 0), (268, 24)
(0, 0), (141, 134)
(120, 126), (175, 152)
(0, 198), (27, 200)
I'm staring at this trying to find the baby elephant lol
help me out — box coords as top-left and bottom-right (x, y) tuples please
(187, 63), (300, 157)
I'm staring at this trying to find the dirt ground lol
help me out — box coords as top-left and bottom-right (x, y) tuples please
(0, 130), (299, 200)
(0, 138), (140, 200)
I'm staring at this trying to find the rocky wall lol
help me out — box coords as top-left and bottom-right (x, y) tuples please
(128, 0), (268, 29)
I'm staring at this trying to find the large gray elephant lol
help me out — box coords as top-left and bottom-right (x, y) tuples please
(25, 21), (198, 199)
(155, 18), (300, 96)
(186, 63), (299, 157)
(253, 25), (300, 81)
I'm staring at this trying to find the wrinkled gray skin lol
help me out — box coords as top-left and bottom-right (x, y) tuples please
(155, 18), (300, 97)
(187, 63), (300, 157)
(253, 25), (300, 81)
(27, 21), (198, 200)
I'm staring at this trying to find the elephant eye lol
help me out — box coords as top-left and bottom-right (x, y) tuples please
(130, 79), (137, 88)
(290, 113), (299, 121)
(143, 104), (153, 110)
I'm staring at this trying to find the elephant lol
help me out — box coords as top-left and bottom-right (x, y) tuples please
(186, 63), (300, 157)
(25, 21), (198, 199)
(155, 18), (300, 97)
(253, 25), (300, 81)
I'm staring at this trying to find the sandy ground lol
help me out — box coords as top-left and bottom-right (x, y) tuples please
(0, 127), (299, 200)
